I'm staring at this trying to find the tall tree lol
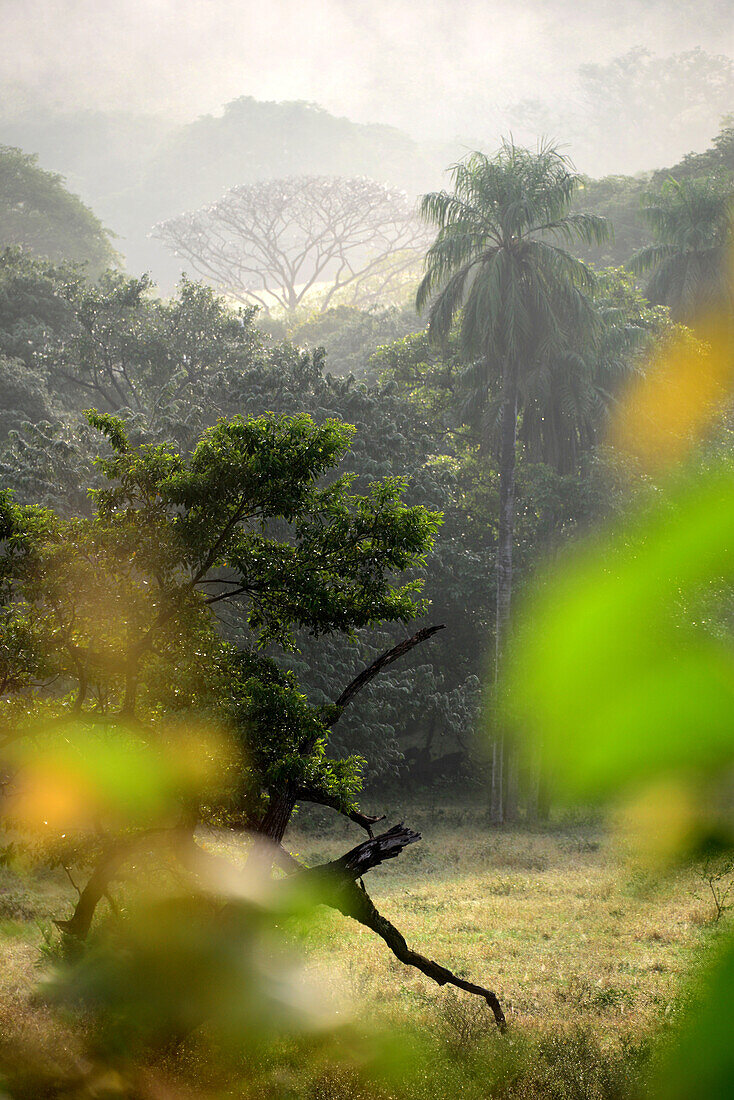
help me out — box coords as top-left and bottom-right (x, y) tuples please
(0, 410), (506, 1028)
(417, 140), (607, 821)
(631, 176), (734, 321)
(518, 269), (659, 474)
(154, 176), (430, 313)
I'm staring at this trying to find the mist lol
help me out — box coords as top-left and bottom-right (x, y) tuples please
(3, 0), (732, 150)
(2, 0), (732, 280)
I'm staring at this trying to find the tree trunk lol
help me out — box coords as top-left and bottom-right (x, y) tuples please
(258, 782), (298, 845)
(491, 375), (518, 826)
(535, 746), (552, 823)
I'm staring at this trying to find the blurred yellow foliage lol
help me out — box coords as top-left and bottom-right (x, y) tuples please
(3, 719), (238, 841)
(610, 311), (734, 470)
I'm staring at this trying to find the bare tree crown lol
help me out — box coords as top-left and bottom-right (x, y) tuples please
(153, 175), (430, 313)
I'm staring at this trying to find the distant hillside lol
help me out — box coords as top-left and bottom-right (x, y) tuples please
(1, 97), (455, 286)
(0, 145), (116, 273)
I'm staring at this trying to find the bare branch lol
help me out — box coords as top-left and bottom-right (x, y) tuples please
(294, 784), (386, 835)
(153, 176), (432, 313)
(332, 877), (507, 1030)
(332, 624), (445, 715)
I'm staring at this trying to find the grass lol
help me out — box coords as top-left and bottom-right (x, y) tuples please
(276, 797), (708, 1035)
(0, 794), (724, 1096)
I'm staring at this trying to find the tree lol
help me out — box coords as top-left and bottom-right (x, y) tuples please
(631, 176), (734, 321)
(651, 116), (734, 187)
(0, 253), (482, 783)
(0, 408), (508, 1029)
(508, 49), (734, 177)
(518, 268), (662, 475)
(0, 250), (267, 442)
(272, 303), (420, 380)
(568, 175), (650, 269)
(153, 175), (430, 313)
(0, 146), (116, 274)
(417, 140), (607, 821)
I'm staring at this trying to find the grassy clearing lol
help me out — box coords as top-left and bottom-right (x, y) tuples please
(0, 795), (722, 1096)
(207, 794), (712, 1038)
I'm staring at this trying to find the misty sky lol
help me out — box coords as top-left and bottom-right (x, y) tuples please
(3, 0), (733, 140)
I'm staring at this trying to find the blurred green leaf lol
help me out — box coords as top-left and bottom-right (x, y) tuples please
(653, 931), (734, 1099)
(506, 463), (734, 799)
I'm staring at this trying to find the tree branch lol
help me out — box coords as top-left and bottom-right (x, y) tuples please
(331, 877), (507, 1031)
(332, 624), (445, 716)
(259, 624), (446, 845)
(283, 826), (507, 1030)
(296, 824), (420, 882)
(294, 785), (386, 836)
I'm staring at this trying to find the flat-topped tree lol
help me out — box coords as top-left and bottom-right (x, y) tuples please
(153, 176), (430, 314)
(0, 409), (506, 1029)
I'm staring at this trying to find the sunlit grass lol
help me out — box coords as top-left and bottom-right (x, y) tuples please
(206, 796), (712, 1035)
(0, 795), (722, 1096)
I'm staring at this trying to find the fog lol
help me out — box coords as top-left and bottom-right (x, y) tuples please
(3, 0), (732, 147)
(2, 0), (732, 280)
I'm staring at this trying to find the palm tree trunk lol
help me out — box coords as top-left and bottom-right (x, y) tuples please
(490, 374), (518, 825)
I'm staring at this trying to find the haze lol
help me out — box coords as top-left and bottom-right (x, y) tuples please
(3, 0), (732, 144)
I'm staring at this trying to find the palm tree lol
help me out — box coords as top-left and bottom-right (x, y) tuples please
(519, 271), (655, 473)
(417, 140), (607, 821)
(631, 176), (733, 321)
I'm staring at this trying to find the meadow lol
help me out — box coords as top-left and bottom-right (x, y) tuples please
(0, 794), (722, 1098)
(282, 797), (708, 1033)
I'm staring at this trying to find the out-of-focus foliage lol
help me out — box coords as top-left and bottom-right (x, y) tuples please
(0, 397), (447, 1081)
(0, 715), (341, 1089)
(508, 461), (734, 804)
(505, 255), (734, 1095)
(0, 146), (116, 274)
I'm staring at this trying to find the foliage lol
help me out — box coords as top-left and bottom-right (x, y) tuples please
(417, 138), (609, 822)
(631, 176), (734, 320)
(652, 116), (734, 187)
(0, 146), (116, 274)
(0, 253), (490, 776)
(273, 303), (420, 380)
(570, 175), (650, 269)
(417, 140), (606, 367)
(154, 175), (430, 313)
(574, 48), (734, 174)
(504, 263), (734, 1095)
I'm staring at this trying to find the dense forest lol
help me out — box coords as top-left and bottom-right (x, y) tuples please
(0, 22), (733, 1098)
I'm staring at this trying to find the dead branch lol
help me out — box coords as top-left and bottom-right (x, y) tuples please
(332, 624), (445, 715)
(332, 876), (507, 1031)
(297, 824), (420, 883)
(294, 784), (386, 836)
